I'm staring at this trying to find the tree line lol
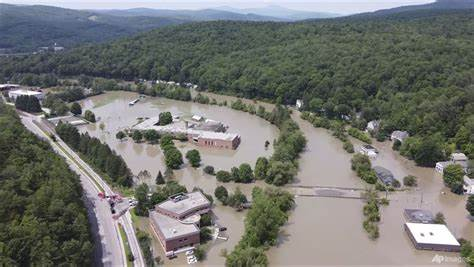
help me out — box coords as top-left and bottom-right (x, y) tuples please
(2, 10), (472, 162)
(55, 122), (133, 187)
(0, 103), (93, 265)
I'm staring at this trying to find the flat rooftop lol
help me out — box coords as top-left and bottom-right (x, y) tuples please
(192, 130), (239, 141)
(405, 223), (460, 246)
(157, 191), (210, 217)
(404, 209), (434, 224)
(150, 211), (199, 240)
(9, 89), (43, 95)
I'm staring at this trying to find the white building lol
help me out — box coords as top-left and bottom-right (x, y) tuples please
(435, 152), (469, 174)
(464, 176), (474, 195)
(391, 130), (409, 143)
(366, 120), (380, 132)
(0, 84), (20, 91)
(404, 223), (461, 252)
(8, 89), (44, 101)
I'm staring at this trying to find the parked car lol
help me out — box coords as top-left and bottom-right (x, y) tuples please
(185, 250), (194, 256)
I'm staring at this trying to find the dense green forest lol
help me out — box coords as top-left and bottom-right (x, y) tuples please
(0, 104), (93, 265)
(1, 9), (473, 160)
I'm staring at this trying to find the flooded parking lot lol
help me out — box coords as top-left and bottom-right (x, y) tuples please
(79, 91), (472, 266)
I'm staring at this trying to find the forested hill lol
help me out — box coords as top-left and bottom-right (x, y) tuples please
(1, 10), (473, 157)
(0, 4), (189, 52)
(0, 104), (93, 265)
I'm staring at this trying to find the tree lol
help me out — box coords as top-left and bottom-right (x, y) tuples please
(15, 95), (42, 113)
(164, 167), (174, 179)
(132, 130), (143, 143)
(467, 195), (474, 217)
(265, 160), (297, 186)
(135, 183), (150, 216)
(164, 148), (183, 169)
(214, 185), (229, 204)
(84, 110), (96, 122)
(194, 246), (206, 261)
(116, 131), (126, 141)
(227, 188), (248, 208)
(216, 170), (232, 182)
(156, 171), (165, 185)
(142, 129), (159, 144)
(237, 163), (253, 183)
(254, 157), (268, 180)
(230, 167), (240, 181)
(226, 246), (268, 267)
(200, 213), (212, 227)
(70, 102), (82, 115)
(200, 227), (212, 243)
(443, 164), (464, 193)
(433, 212), (446, 224)
(403, 175), (417, 187)
(392, 139), (402, 151)
(414, 138), (445, 167)
(186, 149), (201, 167)
(158, 111), (173, 125)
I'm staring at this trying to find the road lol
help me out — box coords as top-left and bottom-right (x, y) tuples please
(20, 113), (145, 267)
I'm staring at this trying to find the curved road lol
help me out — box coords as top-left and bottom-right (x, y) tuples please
(20, 113), (145, 267)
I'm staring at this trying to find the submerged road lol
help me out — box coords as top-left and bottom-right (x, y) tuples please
(20, 113), (145, 267)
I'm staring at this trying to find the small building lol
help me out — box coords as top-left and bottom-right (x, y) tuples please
(189, 131), (241, 150)
(366, 120), (380, 132)
(151, 191), (212, 253)
(8, 89), (44, 101)
(296, 99), (303, 110)
(391, 130), (409, 143)
(191, 115), (203, 122)
(463, 175), (474, 195)
(156, 191), (211, 221)
(404, 209), (435, 224)
(404, 223), (461, 252)
(373, 166), (398, 186)
(435, 152), (469, 174)
(149, 211), (200, 253)
(360, 144), (378, 158)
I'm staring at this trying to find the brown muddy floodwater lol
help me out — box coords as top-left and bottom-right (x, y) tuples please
(78, 91), (277, 265)
(79, 91), (472, 266)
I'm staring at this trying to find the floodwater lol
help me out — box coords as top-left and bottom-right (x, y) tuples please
(78, 91), (277, 265)
(265, 112), (472, 266)
(79, 91), (472, 266)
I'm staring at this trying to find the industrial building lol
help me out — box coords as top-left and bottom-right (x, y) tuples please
(150, 192), (212, 254)
(133, 115), (240, 149)
(404, 223), (461, 252)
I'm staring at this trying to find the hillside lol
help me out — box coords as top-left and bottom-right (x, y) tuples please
(94, 7), (282, 21)
(1, 10), (473, 158)
(0, 4), (188, 52)
(357, 0), (474, 16)
(215, 4), (339, 20)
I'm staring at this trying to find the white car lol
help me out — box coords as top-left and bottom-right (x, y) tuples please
(187, 256), (197, 264)
(185, 250), (194, 256)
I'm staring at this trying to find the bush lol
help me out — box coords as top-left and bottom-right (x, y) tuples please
(194, 246), (206, 261)
(70, 102), (82, 115)
(84, 110), (96, 122)
(203, 165), (215, 175)
(343, 140), (354, 153)
(392, 139), (402, 151)
(158, 111), (172, 125)
(348, 127), (372, 144)
(443, 164), (464, 193)
(132, 130), (143, 142)
(403, 175), (417, 187)
(200, 213), (212, 227)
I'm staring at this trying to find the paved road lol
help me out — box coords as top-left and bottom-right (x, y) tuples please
(20, 114), (145, 267)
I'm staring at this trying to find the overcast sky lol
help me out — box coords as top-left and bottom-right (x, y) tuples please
(1, 0), (435, 14)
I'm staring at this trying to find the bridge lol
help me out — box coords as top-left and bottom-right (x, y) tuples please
(285, 185), (367, 200)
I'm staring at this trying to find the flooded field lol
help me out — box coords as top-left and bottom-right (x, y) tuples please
(79, 91), (472, 266)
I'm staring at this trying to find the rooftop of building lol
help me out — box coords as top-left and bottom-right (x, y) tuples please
(391, 130), (409, 139)
(150, 211), (199, 240)
(192, 130), (239, 141)
(405, 223), (460, 246)
(451, 153), (468, 161)
(373, 166), (396, 185)
(9, 89), (43, 95)
(157, 191), (211, 217)
(404, 209), (435, 224)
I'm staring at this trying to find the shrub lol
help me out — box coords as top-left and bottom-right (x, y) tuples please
(216, 170), (232, 183)
(403, 175), (417, 187)
(186, 149), (201, 167)
(203, 165), (215, 175)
